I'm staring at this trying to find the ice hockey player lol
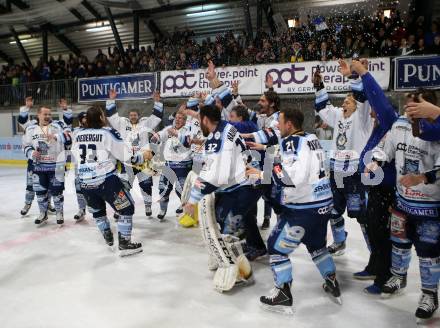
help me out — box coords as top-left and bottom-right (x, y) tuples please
(22, 105), (71, 225)
(105, 89), (163, 217)
(18, 97), (60, 216)
(183, 104), (264, 255)
(314, 59), (374, 256)
(152, 109), (195, 220)
(71, 105), (151, 256)
(371, 88), (440, 323)
(245, 107), (341, 315)
(72, 111), (88, 222)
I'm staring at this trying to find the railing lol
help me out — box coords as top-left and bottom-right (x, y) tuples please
(0, 79), (77, 107)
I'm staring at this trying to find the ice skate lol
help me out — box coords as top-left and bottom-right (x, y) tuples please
(74, 209), (86, 222)
(157, 209), (166, 221)
(20, 203), (32, 216)
(175, 206), (183, 215)
(56, 212), (64, 225)
(245, 247), (267, 261)
(102, 229), (114, 247)
(415, 289), (438, 324)
(381, 275), (407, 299)
(34, 212), (48, 226)
(323, 274), (342, 305)
(260, 283), (294, 315)
(48, 204), (56, 215)
(145, 205), (152, 217)
(118, 233), (143, 257)
(328, 240), (346, 257)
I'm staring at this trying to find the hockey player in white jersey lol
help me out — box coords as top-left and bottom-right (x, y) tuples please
(183, 104), (262, 248)
(18, 97), (61, 216)
(245, 108), (341, 314)
(71, 105), (151, 256)
(22, 105), (71, 226)
(153, 110), (195, 220)
(105, 89), (163, 217)
(314, 59), (374, 256)
(370, 90), (440, 322)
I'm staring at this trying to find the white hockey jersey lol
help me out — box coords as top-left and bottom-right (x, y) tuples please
(22, 121), (70, 171)
(373, 116), (440, 218)
(315, 87), (374, 172)
(188, 120), (248, 204)
(156, 125), (194, 166)
(105, 100), (163, 154)
(256, 128), (332, 206)
(71, 127), (141, 185)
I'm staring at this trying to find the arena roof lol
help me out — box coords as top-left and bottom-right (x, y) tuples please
(0, 0), (379, 62)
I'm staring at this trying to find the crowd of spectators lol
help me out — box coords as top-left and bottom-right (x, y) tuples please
(1, 10), (439, 86)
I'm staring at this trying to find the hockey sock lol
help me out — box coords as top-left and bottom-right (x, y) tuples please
(52, 194), (64, 214)
(419, 257), (440, 291)
(311, 247), (337, 279)
(159, 200), (168, 212)
(391, 244), (412, 277)
(76, 191), (87, 211)
(117, 215), (133, 240)
(270, 254), (293, 287)
(36, 192), (48, 213)
(25, 190), (35, 205)
(330, 216), (346, 244)
(94, 216), (111, 234)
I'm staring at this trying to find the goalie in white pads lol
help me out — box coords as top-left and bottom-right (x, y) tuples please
(246, 108), (341, 314)
(183, 104), (258, 292)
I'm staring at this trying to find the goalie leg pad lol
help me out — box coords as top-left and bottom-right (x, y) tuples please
(199, 194), (253, 292)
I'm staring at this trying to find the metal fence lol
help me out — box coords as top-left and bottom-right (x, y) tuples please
(0, 79), (77, 107)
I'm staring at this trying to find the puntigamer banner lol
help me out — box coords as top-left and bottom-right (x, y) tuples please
(78, 73), (157, 102)
(394, 55), (440, 91)
(160, 58), (390, 97)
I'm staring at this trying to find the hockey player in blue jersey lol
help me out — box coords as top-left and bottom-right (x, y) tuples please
(370, 89), (440, 322)
(22, 105), (71, 226)
(245, 107), (341, 314)
(71, 105), (151, 256)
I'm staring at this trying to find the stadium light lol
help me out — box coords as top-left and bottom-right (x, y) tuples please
(288, 19), (296, 28)
(9, 39), (30, 44)
(86, 21), (112, 32)
(187, 10), (218, 17)
(383, 9), (391, 18)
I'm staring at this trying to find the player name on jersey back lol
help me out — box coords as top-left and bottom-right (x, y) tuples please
(75, 134), (103, 142)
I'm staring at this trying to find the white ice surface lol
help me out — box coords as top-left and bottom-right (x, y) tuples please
(0, 167), (438, 328)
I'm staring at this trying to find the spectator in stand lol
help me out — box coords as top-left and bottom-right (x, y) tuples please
(424, 21), (439, 47)
(290, 42), (304, 62)
(397, 38), (415, 56)
(427, 35), (440, 54)
(414, 38), (427, 55)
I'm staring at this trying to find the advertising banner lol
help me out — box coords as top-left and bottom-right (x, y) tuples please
(394, 55), (440, 91)
(78, 73), (157, 102)
(160, 58), (390, 97)
(0, 137), (26, 160)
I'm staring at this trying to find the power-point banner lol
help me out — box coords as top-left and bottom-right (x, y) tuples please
(159, 58), (390, 97)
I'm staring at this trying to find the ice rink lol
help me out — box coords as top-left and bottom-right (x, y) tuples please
(0, 166), (438, 328)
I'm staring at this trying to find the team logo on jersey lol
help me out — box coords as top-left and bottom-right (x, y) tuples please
(114, 191), (130, 210)
(336, 132), (347, 150)
(403, 158), (419, 174)
(37, 141), (49, 155)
